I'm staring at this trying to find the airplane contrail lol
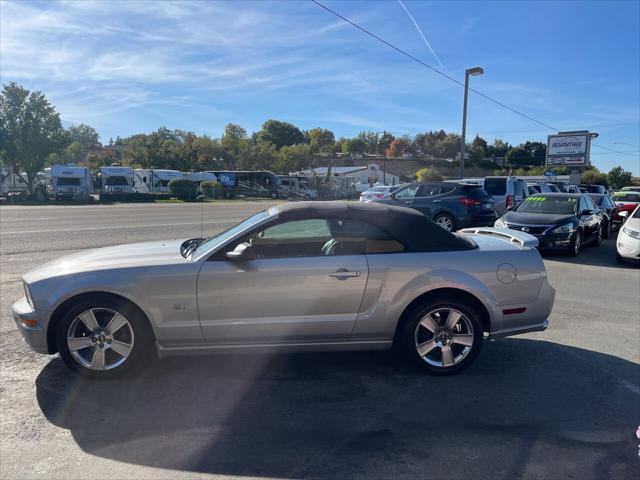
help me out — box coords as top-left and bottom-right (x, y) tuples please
(397, 0), (444, 68)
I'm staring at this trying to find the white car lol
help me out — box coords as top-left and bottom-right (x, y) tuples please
(359, 185), (395, 203)
(616, 205), (640, 264)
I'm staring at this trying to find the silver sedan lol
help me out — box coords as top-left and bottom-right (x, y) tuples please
(12, 201), (555, 378)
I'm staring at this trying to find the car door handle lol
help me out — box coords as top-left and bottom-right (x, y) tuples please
(328, 270), (361, 279)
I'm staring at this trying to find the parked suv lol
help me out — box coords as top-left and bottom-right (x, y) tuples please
(372, 181), (497, 231)
(527, 182), (561, 195)
(483, 176), (528, 215)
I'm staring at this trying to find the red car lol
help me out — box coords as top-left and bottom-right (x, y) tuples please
(611, 191), (640, 226)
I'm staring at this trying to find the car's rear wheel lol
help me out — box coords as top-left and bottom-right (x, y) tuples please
(433, 213), (456, 232)
(56, 296), (153, 379)
(567, 230), (582, 257)
(398, 298), (483, 375)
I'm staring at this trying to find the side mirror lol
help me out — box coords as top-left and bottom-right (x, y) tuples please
(226, 242), (255, 261)
(619, 210), (629, 218)
(581, 209), (594, 216)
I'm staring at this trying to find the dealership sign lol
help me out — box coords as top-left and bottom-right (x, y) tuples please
(546, 131), (591, 167)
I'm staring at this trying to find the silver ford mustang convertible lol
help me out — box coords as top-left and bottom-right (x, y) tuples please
(12, 202), (555, 378)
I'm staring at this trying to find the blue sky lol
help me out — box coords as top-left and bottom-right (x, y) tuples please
(1, 0), (639, 173)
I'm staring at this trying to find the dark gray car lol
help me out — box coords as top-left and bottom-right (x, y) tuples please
(373, 182), (497, 231)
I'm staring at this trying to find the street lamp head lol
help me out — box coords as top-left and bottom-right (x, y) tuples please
(467, 66), (484, 76)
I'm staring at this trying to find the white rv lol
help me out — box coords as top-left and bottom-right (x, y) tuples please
(182, 171), (217, 193)
(133, 169), (183, 194)
(50, 165), (93, 201)
(100, 166), (134, 194)
(0, 167), (29, 196)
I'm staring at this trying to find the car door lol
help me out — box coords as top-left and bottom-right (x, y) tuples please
(390, 184), (420, 206)
(578, 196), (597, 240)
(196, 218), (369, 344)
(411, 184), (441, 217)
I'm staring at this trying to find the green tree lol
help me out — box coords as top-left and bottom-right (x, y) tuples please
(220, 123), (247, 160)
(341, 138), (367, 155)
(608, 166), (633, 189)
(256, 119), (304, 150)
(505, 146), (531, 166)
(435, 133), (461, 159)
(471, 135), (488, 156)
(470, 145), (485, 161)
(0, 82), (67, 192)
(67, 123), (100, 149)
(356, 131), (381, 154)
(307, 128), (335, 153)
(581, 169), (609, 187)
(276, 143), (312, 173)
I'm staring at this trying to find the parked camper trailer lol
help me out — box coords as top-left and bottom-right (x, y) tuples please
(0, 167), (29, 196)
(182, 171), (217, 193)
(133, 169), (183, 194)
(206, 170), (280, 198)
(49, 165), (92, 201)
(100, 166), (134, 194)
(278, 175), (318, 199)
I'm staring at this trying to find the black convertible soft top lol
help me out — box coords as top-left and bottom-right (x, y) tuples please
(268, 201), (474, 252)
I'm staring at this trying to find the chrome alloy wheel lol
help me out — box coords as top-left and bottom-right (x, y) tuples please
(414, 308), (475, 368)
(435, 215), (454, 232)
(67, 308), (135, 371)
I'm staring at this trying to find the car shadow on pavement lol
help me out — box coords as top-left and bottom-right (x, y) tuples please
(36, 339), (639, 480)
(542, 237), (638, 269)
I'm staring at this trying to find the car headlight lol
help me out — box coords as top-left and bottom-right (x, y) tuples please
(552, 222), (575, 234)
(623, 226), (640, 239)
(494, 217), (507, 228)
(23, 282), (34, 308)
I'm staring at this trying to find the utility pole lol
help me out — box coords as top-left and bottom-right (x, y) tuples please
(382, 130), (387, 185)
(459, 67), (484, 179)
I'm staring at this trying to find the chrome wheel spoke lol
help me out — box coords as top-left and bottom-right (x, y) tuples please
(445, 310), (462, 330)
(419, 314), (440, 333)
(90, 347), (106, 370)
(416, 339), (438, 357)
(441, 345), (455, 367)
(106, 313), (128, 336)
(110, 340), (133, 358)
(452, 333), (474, 347)
(68, 336), (92, 352)
(78, 309), (99, 331)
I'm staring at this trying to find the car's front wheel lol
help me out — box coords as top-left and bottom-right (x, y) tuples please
(567, 230), (582, 257)
(56, 296), (154, 378)
(398, 297), (483, 375)
(593, 225), (603, 246)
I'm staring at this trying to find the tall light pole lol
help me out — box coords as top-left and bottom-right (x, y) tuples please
(459, 66), (484, 179)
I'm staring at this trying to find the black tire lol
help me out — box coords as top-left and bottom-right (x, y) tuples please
(433, 213), (457, 232)
(55, 295), (154, 379)
(603, 220), (611, 239)
(567, 230), (582, 257)
(397, 296), (484, 375)
(593, 225), (603, 247)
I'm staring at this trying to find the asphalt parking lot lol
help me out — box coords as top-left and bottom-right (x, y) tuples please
(1, 202), (638, 480)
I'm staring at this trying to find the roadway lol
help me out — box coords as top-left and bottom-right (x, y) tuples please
(0, 201), (638, 479)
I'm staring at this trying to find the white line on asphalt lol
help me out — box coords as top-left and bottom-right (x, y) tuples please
(0, 221), (234, 235)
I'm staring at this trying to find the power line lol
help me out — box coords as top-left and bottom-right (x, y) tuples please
(310, 0), (558, 131)
(591, 144), (640, 158)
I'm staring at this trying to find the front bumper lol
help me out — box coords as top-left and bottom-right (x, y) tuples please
(617, 231), (640, 262)
(12, 297), (49, 354)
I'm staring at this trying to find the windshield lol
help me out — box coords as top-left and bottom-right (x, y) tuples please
(515, 195), (577, 215)
(634, 206), (640, 218)
(193, 210), (270, 259)
(57, 177), (81, 186)
(612, 192), (640, 202)
(105, 176), (129, 186)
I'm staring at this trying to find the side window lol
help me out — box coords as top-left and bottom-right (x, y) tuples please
(394, 185), (420, 199)
(240, 218), (404, 259)
(578, 197), (588, 213)
(514, 181), (527, 198)
(258, 219), (330, 240)
(417, 185), (441, 197)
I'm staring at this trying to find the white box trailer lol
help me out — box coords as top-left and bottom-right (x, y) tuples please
(49, 165), (92, 201)
(182, 171), (217, 193)
(100, 166), (134, 194)
(133, 169), (183, 194)
(0, 167), (29, 196)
